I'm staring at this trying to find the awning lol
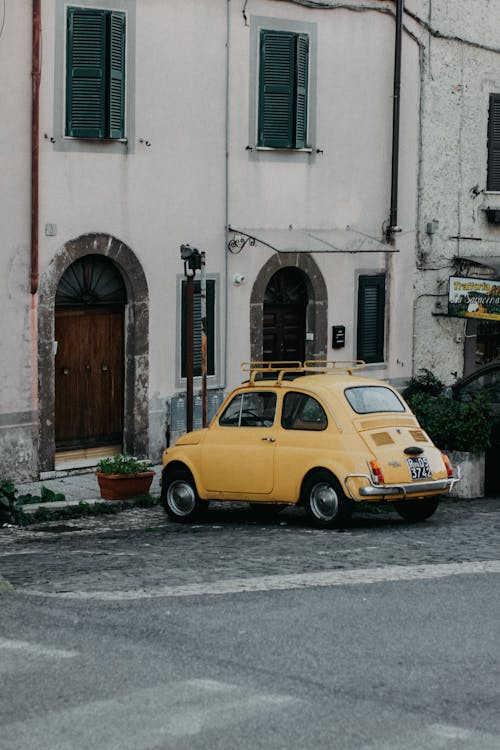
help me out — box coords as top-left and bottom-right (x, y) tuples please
(455, 255), (500, 278)
(228, 226), (397, 254)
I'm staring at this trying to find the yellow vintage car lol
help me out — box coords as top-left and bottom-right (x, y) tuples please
(161, 362), (459, 528)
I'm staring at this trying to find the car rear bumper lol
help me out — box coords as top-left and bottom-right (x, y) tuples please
(345, 468), (460, 501)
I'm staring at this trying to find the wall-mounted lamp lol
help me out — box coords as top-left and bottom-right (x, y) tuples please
(180, 243), (201, 276)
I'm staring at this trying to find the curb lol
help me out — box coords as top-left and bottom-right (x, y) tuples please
(22, 497), (112, 514)
(14, 495), (162, 525)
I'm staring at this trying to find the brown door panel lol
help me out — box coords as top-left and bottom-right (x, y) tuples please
(263, 304), (306, 362)
(55, 308), (124, 448)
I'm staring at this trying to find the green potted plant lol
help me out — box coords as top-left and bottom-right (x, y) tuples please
(95, 454), (155, 501)
(403, 370), (493, 498)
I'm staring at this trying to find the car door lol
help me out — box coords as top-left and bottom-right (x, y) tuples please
(273, 390), (331, 499)
(200, 390), (278, 495)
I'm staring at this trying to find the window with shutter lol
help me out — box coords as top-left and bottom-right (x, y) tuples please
(258, 30), (309, 149)
(488, 94), (500, 191)
(181, 280), (216, 378)
(357, 275), (386, 364)
(66, 7), (126, 139)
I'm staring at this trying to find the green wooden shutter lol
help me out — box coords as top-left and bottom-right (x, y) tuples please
(258, 31), (295, 148)
(108, 12), (126, 139)
(66, 8), (107, 138)
(294, 34), (309, 149)
(181, 280), (215, 378)
(357, 275), (385, 364)
(488, 94), (500, 191)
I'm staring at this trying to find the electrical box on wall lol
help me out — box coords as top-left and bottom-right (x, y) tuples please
(484, 207), (500, 224)
(332, 325), (346, 349)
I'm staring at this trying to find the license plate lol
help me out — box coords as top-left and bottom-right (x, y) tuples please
(406, 456), (432, 480)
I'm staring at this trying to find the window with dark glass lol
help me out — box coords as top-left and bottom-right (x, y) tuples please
(281, 392), (327, 430)
(181, 280), (216, 378)
(488, 93), (500, 191)
(66, 7), (126, 139)
(258, 29), (309, 149)
(357, 275), (385, 364)
(219, 392), (277, 427)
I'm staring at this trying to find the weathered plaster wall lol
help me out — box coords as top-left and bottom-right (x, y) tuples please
(406, 0), (500, 382)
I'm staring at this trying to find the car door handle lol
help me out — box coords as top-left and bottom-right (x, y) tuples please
(261, 436), (276, 442)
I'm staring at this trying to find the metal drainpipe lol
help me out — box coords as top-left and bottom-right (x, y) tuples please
(223, 0), (231, 390)
(386, 0), (404, 245)
(31, 0), (41, 295)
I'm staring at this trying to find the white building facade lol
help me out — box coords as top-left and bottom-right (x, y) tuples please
(6, 0), (491, 482)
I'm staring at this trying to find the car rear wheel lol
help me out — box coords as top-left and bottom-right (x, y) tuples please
(161, 468), (208, 523)
(394, 496), (439, 522)
(301, 471), (352, 529)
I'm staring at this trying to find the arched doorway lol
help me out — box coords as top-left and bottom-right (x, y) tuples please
(55, 255), (126, 455)
(250, 252), (328, 363)
(263, 267), (308, 361)
(38, 233), (150, 474)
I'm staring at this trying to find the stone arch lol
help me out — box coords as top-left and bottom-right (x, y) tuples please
(250, 252), (328, 362)
(38, 233), (149, 473)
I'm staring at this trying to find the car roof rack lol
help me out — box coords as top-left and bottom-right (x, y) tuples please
(241, 360), (365, 385)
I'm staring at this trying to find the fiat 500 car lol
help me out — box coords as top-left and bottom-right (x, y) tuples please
(161, 362), (459, 528)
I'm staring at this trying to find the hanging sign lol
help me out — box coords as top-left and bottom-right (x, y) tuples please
(448, 276), (500, 321)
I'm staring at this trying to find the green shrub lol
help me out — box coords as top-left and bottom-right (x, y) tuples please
(0, 481), (28, 526)
(96, 454), (152, 475)
(403, 368), (445, 400)
(404, 372), (493, 453)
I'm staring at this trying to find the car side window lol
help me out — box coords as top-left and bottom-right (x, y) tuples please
(219, 392), (277, 427)
(281, 392), (327, 431)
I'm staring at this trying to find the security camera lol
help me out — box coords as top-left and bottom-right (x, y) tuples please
(233, 273), (245, 285)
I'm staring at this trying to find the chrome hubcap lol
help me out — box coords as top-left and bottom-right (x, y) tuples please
(310, 482), (339, 521)
(167, 479), (196, 516)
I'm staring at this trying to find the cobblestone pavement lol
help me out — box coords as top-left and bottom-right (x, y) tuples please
(1, 497), (499, 596)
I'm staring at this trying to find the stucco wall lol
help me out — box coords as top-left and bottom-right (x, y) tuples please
(0, 3), (38, 479)
(0, 0), (428, 479)
(407, 0), (500, 382)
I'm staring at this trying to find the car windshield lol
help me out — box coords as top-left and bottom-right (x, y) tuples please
(344, 386), (405, 414)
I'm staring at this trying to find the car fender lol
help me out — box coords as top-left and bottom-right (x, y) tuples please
(162, 450), (208, 500)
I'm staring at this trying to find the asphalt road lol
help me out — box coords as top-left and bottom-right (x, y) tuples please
(1, 498), (499, 749)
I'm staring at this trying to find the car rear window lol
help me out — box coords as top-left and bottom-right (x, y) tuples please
(344, 386), (405, 414)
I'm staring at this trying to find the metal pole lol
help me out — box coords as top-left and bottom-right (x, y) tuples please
(200, 251), (208, 427)
(185, 266), (194, 432)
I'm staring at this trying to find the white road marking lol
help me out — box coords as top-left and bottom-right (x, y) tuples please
(1, 680), (299, 750)
(0, 638), (78, 659)
(360, 722), (500, 750)
(21, 559), (500, 601)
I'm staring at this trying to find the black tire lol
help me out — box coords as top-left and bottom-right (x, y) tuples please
(161, 467), (208, 523)
(301, 471), (352, 529)
(394, 496), (439, 522)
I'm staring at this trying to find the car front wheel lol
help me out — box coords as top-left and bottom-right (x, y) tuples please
(394, 496), (439, 522)
(301, 471), (352, 529)
(161, 468), (208, 523)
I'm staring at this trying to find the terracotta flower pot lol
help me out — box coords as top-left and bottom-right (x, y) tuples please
(96, 471), (155, 501)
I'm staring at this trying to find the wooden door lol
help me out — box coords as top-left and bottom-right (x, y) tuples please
(263, 304), (306, 362)
(55, 308), (124, 449)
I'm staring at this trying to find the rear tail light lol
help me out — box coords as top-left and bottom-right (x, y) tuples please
(369, 459), (385, 485)
(441, 453), (453, 478)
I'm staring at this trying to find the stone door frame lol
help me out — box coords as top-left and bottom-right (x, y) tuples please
(250, 252), (328, 362)
(38, 233), (149, 473)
